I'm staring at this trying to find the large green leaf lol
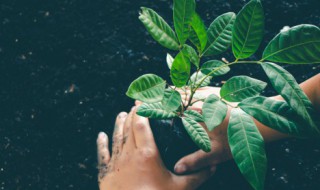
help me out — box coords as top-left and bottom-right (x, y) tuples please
(184, 110), (204, 122)
(220, 76), (267, 102)
(170, 51), (191, 87)
(137, 102), (177, 119)
(173, 0), (196, 45)
(182, 117), (211, 152)
(262, 24), (320, 64)
(126, 74), (166, 103)
(203, 12), (236, 56)
(161, 89), (182, 112)
(139, 7), (179, 50)
(261, 62), (319, 133)
(232, 0), (264, 59)
(202, 94), (228, 131)
(228, 108), (267, 190)
(201, 60), (230, 76)
(182, 44), (200, 68)
(189, 13), (207, 53)
(239, 96), (305, 136)
(188, 71), (212, 88)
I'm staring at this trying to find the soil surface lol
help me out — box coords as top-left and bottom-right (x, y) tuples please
(1, 0), (320, 189)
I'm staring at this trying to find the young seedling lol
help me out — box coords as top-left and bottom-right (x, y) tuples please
(126, 0), (320, 189)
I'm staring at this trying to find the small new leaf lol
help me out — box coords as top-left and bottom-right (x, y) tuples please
(182, 117), (211, 152)
(126, 74), (166, 103)
(139, 7), (179, 50)
(220, 76), (267, 102)
(202, 94), (228, 131)
(166, 53), (174, 69)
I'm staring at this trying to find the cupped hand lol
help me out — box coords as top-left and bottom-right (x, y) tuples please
(97, 107), (216, 190)
(174, 87), (233, 174)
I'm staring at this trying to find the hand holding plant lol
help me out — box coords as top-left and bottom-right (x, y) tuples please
(126, 0), (320, 189)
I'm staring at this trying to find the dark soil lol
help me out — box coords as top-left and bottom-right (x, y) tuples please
(1, 0), (320, 189)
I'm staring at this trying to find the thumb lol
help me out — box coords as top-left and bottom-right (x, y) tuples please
(174, 150), (213, 174)
(175, 166), (216, 190)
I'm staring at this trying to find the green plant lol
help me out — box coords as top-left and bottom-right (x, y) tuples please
(126, 0), (320, 189)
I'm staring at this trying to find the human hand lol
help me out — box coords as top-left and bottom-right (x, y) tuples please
(174, 87), (233, 174)
(97, 107), (216, 190)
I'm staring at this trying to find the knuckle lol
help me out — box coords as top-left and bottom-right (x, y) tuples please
(138, 148), (157, 160)
(134, 120), (146, 131)
(112, 134), (122, 142)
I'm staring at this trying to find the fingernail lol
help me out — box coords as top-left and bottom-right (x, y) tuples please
(118, 112), (128, 118)
(174, 164), (186, 173)
(131, 106), (136, 111)
(98, 132), (106, 139)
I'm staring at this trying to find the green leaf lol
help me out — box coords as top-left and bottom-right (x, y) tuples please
(220, 76), (267, 102)
(170, 51), (191, 87)
(182, 117), (211, 152)
(137, 102), (177, 119)
(262, 24), (320, 64)
(239, 96), (306, 136)
(184, 110), (204, 122)
(189, 13), (207, 53)
(203, 12), (236, 56)
(202, 94), (228, 131)
(261, 62), (319, 134)
(201, 60), (230, 76)
(193, 92), (207, 101)
(189, 28), (201, 52)
(173, 0), (196, 45)
(126, 74), (166, 103)
(182, 44), (200, 68)
(188, 71), (212, 88)
(228, 108), (267, 190)
(161, 89), (182, 112)
(139, 7), (179, 50)
(166, 53), (174, 69)
(232, 0), (264, 59)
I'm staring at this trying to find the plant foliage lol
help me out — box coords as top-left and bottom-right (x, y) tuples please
(127, 0), (320, 189)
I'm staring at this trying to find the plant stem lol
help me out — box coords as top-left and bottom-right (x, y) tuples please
(184, 59), (262, 110)
(221, 98), (237, 108)
(236, 60), (262, 64)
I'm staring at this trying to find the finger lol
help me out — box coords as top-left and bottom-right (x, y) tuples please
(123, 107), (136, 150)
(176, 166), (216, 190)
(132, 111), (156, 149)
(135, 100), (142, 106)
(174, 150), (213, 174)
(97, 132), (110, 180)
(111, 112), (127, 155)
